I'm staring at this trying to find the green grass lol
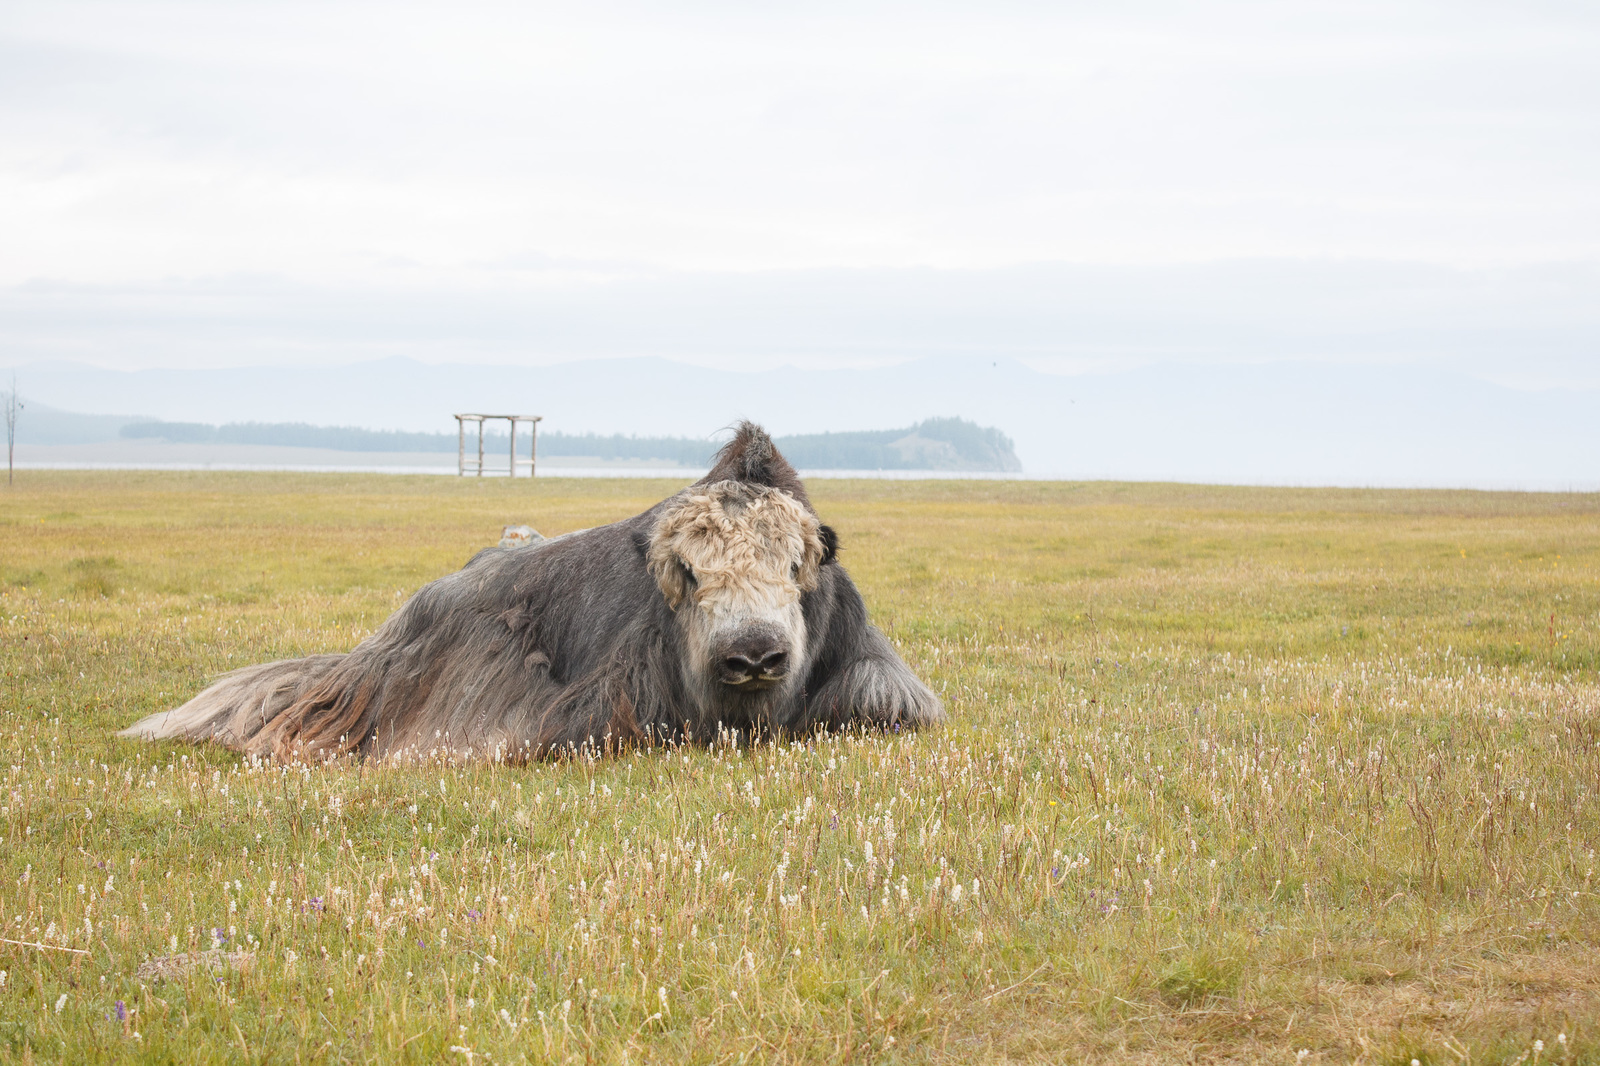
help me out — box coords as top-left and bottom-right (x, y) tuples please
(1, 470), (1598, 1064)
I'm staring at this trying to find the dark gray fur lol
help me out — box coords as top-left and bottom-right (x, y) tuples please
(118, 423), (943, 761)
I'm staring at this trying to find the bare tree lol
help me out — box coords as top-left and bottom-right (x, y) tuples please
(3, 372), (20, 486)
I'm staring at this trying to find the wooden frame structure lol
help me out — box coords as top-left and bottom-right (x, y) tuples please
(455, 413), (543, 478)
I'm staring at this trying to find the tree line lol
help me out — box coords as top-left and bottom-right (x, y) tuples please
(119, 417), (1021, 470)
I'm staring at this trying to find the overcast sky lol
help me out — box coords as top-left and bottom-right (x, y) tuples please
(2, 1), (1598, 383)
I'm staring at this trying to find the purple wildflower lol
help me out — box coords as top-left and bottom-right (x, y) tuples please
(466, 909), (482, 921)
(114, 1001), (127, 1022)
(307, 897), (324, 912)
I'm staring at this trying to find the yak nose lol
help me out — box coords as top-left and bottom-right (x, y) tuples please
(717, 630), (790, 686)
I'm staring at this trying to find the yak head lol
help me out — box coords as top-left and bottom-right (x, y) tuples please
(647, 479), (835, 706)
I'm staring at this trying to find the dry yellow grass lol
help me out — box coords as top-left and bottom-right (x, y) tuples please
(1, 471), (1598, 1064)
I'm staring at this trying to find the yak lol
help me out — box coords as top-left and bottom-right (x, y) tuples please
(118, 423), (944, 761)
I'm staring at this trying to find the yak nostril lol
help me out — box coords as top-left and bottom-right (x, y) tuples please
(717, 629), (790, 686)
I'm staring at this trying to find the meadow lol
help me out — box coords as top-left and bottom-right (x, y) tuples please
(1, 470), (1598, 1064)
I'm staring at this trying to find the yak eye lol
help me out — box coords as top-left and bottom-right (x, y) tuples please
(679, 561), (698, 587)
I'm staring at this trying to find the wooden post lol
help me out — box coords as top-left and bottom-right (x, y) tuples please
(453, 414), (541, 478)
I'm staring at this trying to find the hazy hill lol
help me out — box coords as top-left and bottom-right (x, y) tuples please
(773, 418), (1020, 471)
(7, 402), (139, 446)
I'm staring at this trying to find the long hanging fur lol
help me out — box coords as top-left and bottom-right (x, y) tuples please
(118, 422), (943, 762)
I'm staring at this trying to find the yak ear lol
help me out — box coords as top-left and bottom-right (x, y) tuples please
(818, 524), (840, 566)
(644, 510), (694, 609)
(646, 543), (691, 609)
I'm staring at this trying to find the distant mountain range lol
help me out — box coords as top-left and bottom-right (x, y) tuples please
(111, 416), (1020, 471)
(7, 355), (1600, 488)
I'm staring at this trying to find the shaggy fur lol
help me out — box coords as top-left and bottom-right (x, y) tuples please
(119, 423), (944, 761)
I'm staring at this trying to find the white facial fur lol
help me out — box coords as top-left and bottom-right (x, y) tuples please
(647, 482), (825, 704)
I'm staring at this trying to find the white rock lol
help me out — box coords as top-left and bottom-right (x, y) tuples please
(499, 525), (545, 549)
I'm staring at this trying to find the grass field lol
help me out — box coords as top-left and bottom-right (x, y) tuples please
(2, 471), (1599, 1064)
